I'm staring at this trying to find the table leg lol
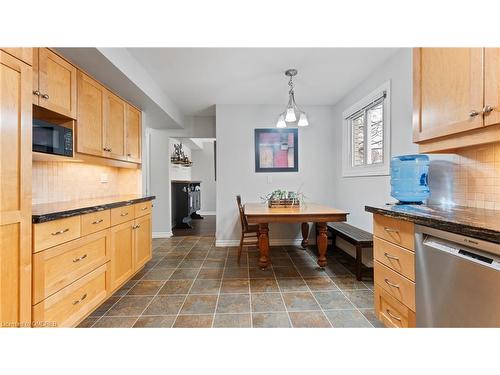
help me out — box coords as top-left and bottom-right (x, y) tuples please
(258, 223), (270, 269)
(316, 222), (328, 268)
(301, 222), (309, 248)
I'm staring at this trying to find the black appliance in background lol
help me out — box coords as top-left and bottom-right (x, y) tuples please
(32, 119), (73, 157)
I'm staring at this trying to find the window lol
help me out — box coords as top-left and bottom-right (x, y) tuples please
(342, 81), (390, 177)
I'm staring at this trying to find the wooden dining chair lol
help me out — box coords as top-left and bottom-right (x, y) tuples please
(236, 195), (259, 263)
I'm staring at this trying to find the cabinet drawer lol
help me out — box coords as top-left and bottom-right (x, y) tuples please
(81, 210), (111, 236)
(373, 214), (415, 251)
(33, 216), (81, 253)
(32, 264), (108, 328)
(135, 201), (152, 218)
(374, 261), (415, 311)
(374, 237), (415, 281)
(32, 229), (110, 304)
(110, 205), (135, 226)
(375, 285), (416, 328)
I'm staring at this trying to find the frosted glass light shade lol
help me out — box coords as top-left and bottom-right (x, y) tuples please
(298, 112), (309, 126)
(276, 114), (286, 128)
(285, 107), (296, 122)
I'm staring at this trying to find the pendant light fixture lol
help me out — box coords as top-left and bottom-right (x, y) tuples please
(276, 68), (309, 128)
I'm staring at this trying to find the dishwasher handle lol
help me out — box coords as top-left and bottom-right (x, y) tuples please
(423, 235), (500, 271)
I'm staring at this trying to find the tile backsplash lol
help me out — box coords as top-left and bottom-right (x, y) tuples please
(32, 161), (142, 204)
(453, 143), (500, 210)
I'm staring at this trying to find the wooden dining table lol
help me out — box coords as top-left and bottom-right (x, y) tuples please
(244, 203), (348, 269)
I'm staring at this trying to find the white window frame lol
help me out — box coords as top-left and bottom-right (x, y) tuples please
(342, 81), (391, 177)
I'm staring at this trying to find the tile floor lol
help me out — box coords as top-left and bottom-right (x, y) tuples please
(78, 236), (382, 328)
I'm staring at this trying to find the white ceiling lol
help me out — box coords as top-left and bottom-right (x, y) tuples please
(127, 48), (401, 116)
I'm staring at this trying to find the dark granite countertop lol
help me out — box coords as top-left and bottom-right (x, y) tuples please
(365, 204), (500, 244)
(32, 195), (156, 224)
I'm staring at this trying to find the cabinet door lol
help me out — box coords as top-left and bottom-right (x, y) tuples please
(110, 221), (135, 292)
(0, 48), (33, 66)
(413, 48), (484, 142)
(0, 51), (32, 326)
(134, 214), (152, 271)
(125, 105), (141, 163)
(77, 71), (105, 157)
(104, 91), (126, 160)
(38, 48), (77, 119)
(484, 48), (500, 126)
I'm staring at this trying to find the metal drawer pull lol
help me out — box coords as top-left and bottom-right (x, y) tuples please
(72, 293), (87, 305)
(384, 252), (400, 261)
(120, 212), (129, 217)
(141, 206), (148, 211)
(91, 219), (104, 225)
(51, 228), (70, 236)
(72, 254), (88, 263)
(384, 278), (400, 289)
(133, 224), (141, 229)
(386, 309), (402, 322)
(383, 227), (399, 233)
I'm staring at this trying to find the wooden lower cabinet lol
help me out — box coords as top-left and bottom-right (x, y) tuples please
(30, 203), (153, 327)
(110, 221), (135, 292)
(375, 287), (416, 328)
(372, 214), (416, 328)
(32, 264), (109, 328)
(109, 213), (153, 292)
(134, 214), (152, 270)
(32, 229), (110, 304)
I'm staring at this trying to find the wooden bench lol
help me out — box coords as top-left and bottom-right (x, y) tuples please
(327, 222), (373, 281)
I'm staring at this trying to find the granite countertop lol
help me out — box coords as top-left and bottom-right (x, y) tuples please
(32, 195), (156, 224)
(365, 204), (500, 244)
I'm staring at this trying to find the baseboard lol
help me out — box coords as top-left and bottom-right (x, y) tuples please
(198, 211), (216, 215)
(215, 238), (316, 247)
(152, 231), (173, 238)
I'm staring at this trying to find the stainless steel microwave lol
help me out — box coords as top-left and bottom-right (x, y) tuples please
(32, 119), (73, 157)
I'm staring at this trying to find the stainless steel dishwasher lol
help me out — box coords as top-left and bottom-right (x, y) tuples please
(415, 225), (500, 327)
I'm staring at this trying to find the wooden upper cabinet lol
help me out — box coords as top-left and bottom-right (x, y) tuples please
(77, 71), (105, 157)
(34, 48), (77, 119)
(0, 48), (33, 66)
(0, 51), (32, 326)
(104, 91), (127, 160)
(484, 48), (500, 126)
(126, 105), (142, 163)
(413, 48), (484, 142)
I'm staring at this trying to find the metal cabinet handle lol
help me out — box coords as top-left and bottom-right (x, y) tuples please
(72, 254), (88, 263)
(383, 227), (399, 233)
(41, 93), (49, 99)
(386, 309), (402, 322)
(33, 90), (40, 96)
(141, 206), (148, 211)
(91, 219), (104, 225)
(51, 228), (70, 236)
(469, 110), (480, 117)
(384, 278), (400, 289)
(483, 105), (494, 115)
(72, 293), (87, 305)
(120, 212), (129, 217)
(384, 252), (400, 261)
(127, 153), (132, 157)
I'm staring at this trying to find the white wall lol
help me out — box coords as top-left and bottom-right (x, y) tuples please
(215, 105), (336, 245)
(169, 138), (192, 181)
(331, 48), (416, 232)
(149, 128), (172, 236)
(191, 140), (216, 214)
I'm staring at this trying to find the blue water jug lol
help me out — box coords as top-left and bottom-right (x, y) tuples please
(390, 154), (430, 204)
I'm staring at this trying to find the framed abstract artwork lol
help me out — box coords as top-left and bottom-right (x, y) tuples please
(254, 128), (298, 172)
